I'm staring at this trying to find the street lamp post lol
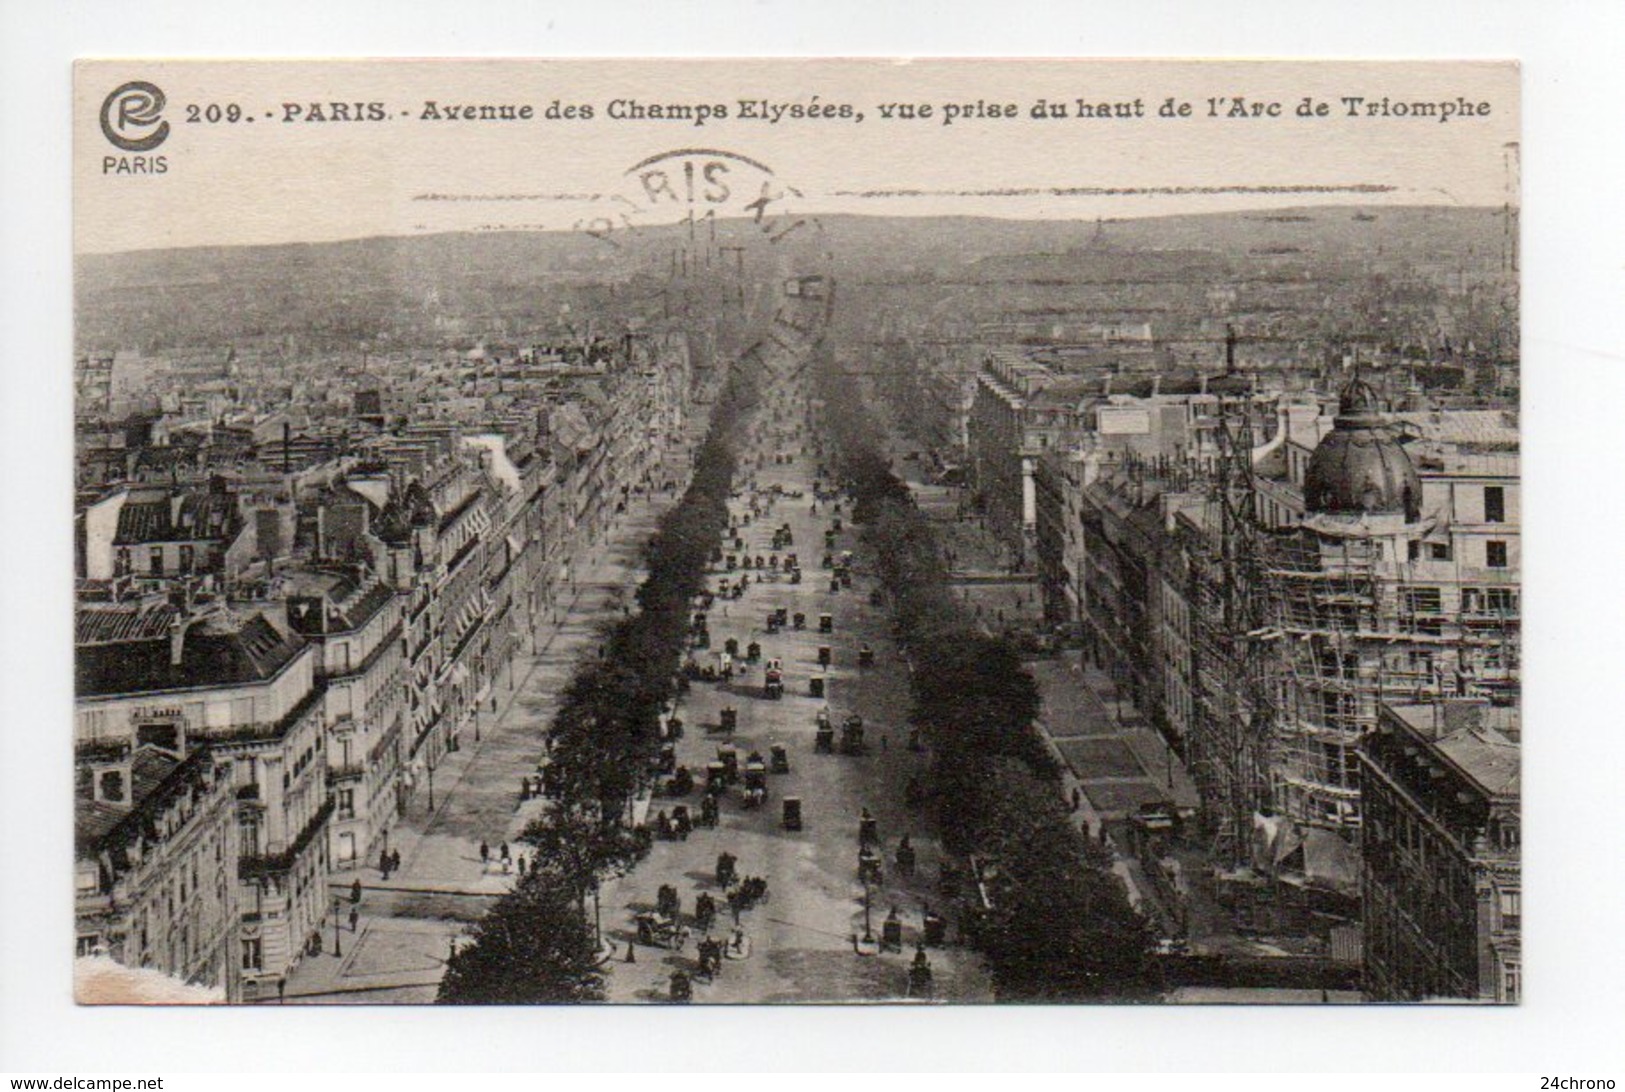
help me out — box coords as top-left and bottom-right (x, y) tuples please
(331, 894), (344, 958)
(427, 760), (436, 812)
(592, 879), (603, 950)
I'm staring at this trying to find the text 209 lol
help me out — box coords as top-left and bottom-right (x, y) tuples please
(185, 103), (245, 123)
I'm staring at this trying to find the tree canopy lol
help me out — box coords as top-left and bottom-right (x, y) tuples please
(813, 355), (1159, 1002)
(437, 870), (606, 1005)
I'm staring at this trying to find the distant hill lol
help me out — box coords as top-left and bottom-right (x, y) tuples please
(75, 206), (1510, 352)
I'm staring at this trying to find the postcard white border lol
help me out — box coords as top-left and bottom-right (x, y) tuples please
(4, 0), (1624, 1075)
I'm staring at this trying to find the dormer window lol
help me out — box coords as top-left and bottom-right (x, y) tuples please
(98, 769), (126, 803)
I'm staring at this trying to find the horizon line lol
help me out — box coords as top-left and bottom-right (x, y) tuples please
(74, 198), (1514, 260)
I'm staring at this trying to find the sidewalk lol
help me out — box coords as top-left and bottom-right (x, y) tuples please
(286, 469), (692, 1000)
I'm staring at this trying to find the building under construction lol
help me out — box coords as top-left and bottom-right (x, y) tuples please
(1195, 375), (1519, 913)
(1063, 362), (1518, 935)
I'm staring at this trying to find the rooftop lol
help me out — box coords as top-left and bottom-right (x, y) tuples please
(77, 610), (307, 699)
(1384, 701), (1521, 799)
(76, 601), (179, 645)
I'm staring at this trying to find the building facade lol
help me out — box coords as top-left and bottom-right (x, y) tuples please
(1361, 700), (1521, 1002)
(76, 603), (333, 996)
(75, 742), (240, 1000)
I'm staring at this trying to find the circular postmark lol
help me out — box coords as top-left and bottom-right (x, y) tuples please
(99, 80), (170, 153)
(577, 148), (836, 377)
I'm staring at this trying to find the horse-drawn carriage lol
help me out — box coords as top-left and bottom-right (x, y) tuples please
(696, 937), (725, 980)
(715, 852), (738, 889)
(840, 714), (867, 755)
(858, 809), (879, 848)
(717, 746), (740, 784)
(882, 909), (905, 953)
(763, 667), (784, 700)
(742, 758), (768, 809)
(664, 765), (695, 797)
(636, 910), (689, 950)
(731, 876), (770, 910)
(858, 643), (875, 667)
(693, 892), (718, 933)
(815, 707), (836, 753)
(652, 808), (691, 841)
(770, 742), (790, 774)
(781, 796), (803, 831)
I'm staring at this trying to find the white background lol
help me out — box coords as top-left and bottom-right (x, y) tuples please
(2, 0), (1622, 1075)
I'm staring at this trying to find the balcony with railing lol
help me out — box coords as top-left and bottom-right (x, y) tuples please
(201, 685), (325, 748)
(327, 761), (366, 783)
(237, 799), (335, 880)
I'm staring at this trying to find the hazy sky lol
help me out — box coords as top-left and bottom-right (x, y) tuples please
(76, 58), (1518, 254)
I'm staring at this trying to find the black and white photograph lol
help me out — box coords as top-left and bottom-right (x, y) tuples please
(63, 57), (1526, 1009)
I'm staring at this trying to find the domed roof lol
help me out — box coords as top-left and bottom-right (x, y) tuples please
(1303, 376), (1421, 521)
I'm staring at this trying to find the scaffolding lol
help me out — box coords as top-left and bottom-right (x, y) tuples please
(1261, 529), (1384, 832)
(1186, 413), (1277, 868)
(1259, 521), (1520, 835)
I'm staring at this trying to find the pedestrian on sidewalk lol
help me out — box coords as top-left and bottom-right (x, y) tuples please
(479, 841), (490, 866)
(349, 907), (359, 933)
(500, 841), (510, 863)
(391, 849), (401, 874)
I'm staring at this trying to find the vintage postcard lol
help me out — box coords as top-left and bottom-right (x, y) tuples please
(73, 58), (1519, 1006)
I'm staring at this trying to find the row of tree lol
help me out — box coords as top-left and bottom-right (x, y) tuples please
(813, 358), (1160, 1001)
(438, 365), (762, 1004)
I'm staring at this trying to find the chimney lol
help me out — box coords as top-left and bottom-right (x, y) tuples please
(169, 612), (189, 667)
(1440, 699), (1488, 737)
(1224, 324), (1237, 374)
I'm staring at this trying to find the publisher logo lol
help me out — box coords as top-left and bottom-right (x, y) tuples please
(100, 81), (169, 152)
